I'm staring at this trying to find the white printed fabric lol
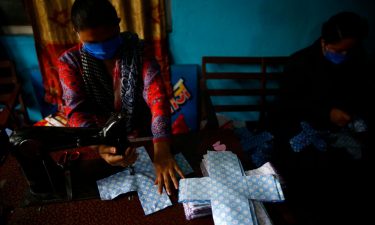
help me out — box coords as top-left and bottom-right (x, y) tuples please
(179, 151), (284, 225)
(97, 146), (193, 215)
(183, 162), (280, 224)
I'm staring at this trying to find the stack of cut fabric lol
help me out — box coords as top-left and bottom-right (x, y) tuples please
(182, 161), (211, 220)
(182, 160), (281, 224)
(182, 201), (212, 220)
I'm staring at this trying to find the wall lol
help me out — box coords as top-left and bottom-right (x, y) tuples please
(1, 0), (374, 123)
(169, 0), (375, 65)
(0, 35), (43, 122)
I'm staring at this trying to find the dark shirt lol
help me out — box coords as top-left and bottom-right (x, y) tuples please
(270, 39), (374, 225)
(279, 39), (372, 132)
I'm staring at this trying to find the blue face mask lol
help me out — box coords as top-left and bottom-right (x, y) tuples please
(83, 35), (123, 60)
(324, 50), (348, 65)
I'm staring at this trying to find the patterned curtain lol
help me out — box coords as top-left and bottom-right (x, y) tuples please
(26, 0), (171, 107)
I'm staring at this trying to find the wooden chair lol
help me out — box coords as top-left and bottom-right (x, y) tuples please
(0, 60), (29, 129)
(201, 56), (288, 130)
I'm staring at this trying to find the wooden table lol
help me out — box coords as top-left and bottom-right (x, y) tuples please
(12, 129), (296, 225)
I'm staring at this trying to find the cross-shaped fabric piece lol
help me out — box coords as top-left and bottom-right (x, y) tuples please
(183, 162), (281, 224)
(234, 128), (274, 167)
(97, 146), (193, 215)
(179, 151), (284, 225)
(290, 121), (327, 152)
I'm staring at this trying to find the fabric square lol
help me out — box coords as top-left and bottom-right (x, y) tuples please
(96, 169), (136, 200)
(136, 173), (172, 215)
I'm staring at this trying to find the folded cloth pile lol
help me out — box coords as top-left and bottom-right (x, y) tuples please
(183, 161), (281, 225)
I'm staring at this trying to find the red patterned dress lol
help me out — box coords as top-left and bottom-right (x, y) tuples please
(58, 33), (170, 143)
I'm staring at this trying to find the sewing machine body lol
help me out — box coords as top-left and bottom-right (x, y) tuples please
(8, 113), (131, 203)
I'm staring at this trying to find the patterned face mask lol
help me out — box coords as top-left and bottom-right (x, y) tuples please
(83, 35), (123, 60)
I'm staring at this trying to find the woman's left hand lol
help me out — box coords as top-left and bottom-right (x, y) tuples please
(153, 141), (185, 195)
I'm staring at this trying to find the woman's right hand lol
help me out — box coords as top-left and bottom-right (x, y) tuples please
(98, 145), (138, 167)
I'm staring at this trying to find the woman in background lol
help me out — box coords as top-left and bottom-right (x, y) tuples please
(270, 11), (373, 225)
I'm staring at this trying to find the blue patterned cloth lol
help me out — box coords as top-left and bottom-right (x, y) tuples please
(179, 151), (284, 225)
(234, 127), (274, 167)
(290, 119), (367, 157)
(348, 117), (367, 133)
(174, 152), (194, 177)
(330, 132), (362, 159)
(97, 146), (193, 215)
(289, 121), (327, 152)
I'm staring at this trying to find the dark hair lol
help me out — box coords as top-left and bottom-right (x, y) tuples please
(321, 11), (368, 44)
(71, 0), (120, 31)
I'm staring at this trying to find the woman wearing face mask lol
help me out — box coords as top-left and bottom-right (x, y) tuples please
(58, 0), (184, 196)
(276, 11), (370, 132)
(269, 11), (371, 149)
(268, 11), (373, 225)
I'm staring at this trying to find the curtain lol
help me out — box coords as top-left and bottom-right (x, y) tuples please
(26, 0), (171, 107)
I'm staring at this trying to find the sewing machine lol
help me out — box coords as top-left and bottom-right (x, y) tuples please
(9, 113), (132, 202)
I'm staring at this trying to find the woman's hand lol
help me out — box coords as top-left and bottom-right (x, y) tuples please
(330, 108), (351, 127)
(98, 145), (138, 167)
(153, 141), (184, 195)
